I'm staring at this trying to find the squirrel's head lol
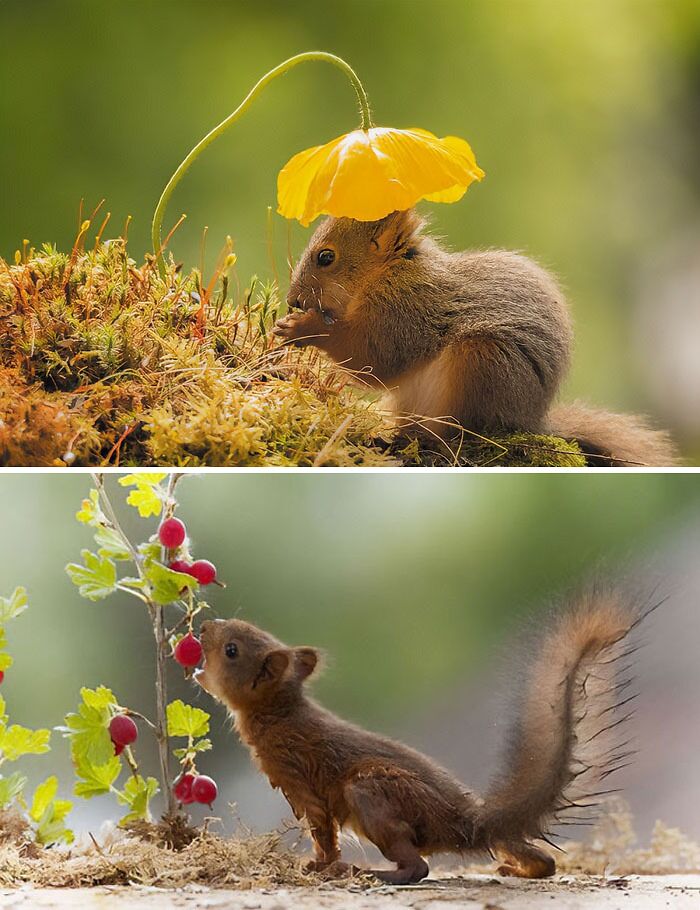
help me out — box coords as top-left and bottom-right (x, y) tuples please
(287, 209), (428, 317)
(196, 618), (321, 712)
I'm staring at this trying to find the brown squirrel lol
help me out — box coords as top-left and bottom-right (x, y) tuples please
(196, 589), (652, 883)
(273, 210), (677, 466)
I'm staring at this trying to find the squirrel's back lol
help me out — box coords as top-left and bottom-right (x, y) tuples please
(280, 210), (677, 464)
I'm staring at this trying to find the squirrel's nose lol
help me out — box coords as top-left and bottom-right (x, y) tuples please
(200, 619), (225, 632)
(286, 293), (303, 310)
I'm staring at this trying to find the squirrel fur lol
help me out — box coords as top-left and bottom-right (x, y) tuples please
(273, 210), (676, 466)
(197, 589), (654, 884)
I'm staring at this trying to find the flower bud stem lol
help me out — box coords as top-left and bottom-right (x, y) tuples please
(151, 52), (372, 275)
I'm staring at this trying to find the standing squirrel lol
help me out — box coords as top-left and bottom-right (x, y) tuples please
(273, 210), (676, 466)
(196, 590), (653, 884)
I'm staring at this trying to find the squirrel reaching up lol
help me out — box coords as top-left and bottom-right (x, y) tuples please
(273, 211), (676, 466)
(197, 590), (654, 884)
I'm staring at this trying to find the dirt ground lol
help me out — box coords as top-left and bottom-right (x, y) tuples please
(3, 875), (700, 910)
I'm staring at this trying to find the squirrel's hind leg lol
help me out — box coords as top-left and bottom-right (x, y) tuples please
(494, 842), (555, 879)
(343, 776), (429, 885)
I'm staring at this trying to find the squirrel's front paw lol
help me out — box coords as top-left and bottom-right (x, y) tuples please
(273, 309), (326, 347)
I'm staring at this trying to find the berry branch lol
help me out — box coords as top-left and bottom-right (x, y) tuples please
(64, 473), (221, 824)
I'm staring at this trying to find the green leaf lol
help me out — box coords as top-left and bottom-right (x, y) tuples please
(0, 771), (27, 808)
(75, 489), (103, 526)
(73, 756), (121, 798)
(0, 725), (51, 761)
(138, 540), (161, 561)
(29, 775), (57, 821)
(64, 686), (117, 767)
(0, 587), (28, 623)
(167, 700), (210, 739)
(31, 776), (74, 844)
(173, 738), (211, 759)
(0, 629), (11, 672)
(116, 775), (159, 823)
(35, 800), (74, 846)
(143, 560), (196, 605)
(118, 473), (167, 518)
(66, 550), (117, 601)
(94, 525), (131, 561)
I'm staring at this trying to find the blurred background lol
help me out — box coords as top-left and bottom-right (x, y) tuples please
(0, 471), (699, 849)
(1, 0), (700, 459)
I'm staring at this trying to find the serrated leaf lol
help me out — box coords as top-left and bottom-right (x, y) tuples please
(81, 685), (117, 711)
(73, 756), (121, 798)
(143, 561), (196, 605)
(0, 725), (51, 761)
(118, 474), (167, 518)
(173, 738), (213, 760)
(76, 489), (103, 526)
(0, 629), (11, 673)
(0, 587), (28, 623)
(94, 525), (131, 561)
(64, 686), (117, 767)
(29, 775), (58, 822)
(119, 576), (147, 590)
(31, 776), (73, 844)
(0, 771), (27, 808)
(116, 775), (159, 823)
(138, 540), (161, 561)
(167, 700), (209, 739)
(192, 738), (212, 752)
(35, 799), (74, 846)
(66, 550), (117, 601)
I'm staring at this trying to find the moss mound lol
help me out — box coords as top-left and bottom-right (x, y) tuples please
(0, 238), (585, 467)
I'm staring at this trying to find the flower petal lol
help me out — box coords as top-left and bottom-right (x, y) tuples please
(277, 126), (485, 225)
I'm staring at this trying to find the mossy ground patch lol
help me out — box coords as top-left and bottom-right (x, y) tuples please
(0, 240), (585, 468)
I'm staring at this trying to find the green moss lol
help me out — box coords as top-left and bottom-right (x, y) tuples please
(395, 431), (586, 468)
(0, 239), (586, 468)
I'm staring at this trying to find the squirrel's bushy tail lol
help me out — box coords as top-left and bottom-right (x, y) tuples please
(547, 401), (678, 467)
(476, 588), (659, 853)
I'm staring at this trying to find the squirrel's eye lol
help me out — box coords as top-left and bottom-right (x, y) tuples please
(225, 642), (238, 660)
(316, 249), (335, 267)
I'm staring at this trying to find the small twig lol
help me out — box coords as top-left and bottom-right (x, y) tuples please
(91, 473), (142, 569)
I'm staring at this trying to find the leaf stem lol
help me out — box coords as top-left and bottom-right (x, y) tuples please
(151, 51), (372, 274)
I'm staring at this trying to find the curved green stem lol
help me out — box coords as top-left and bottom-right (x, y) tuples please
(151, 51), (372, 275)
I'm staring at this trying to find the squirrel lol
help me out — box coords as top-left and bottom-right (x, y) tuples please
(196, 589), (654, 884)
(273, 210), (677, 466)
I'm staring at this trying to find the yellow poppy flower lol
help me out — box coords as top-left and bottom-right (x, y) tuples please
(277, 126), (485, 226)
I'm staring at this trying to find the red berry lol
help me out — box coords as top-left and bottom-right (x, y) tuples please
(191, 774), (217, 806)
(159, 517), (186, 549)
(174, 633), (203, 667)
(0, 670), (4, 684)
(169, 559), (192, 575)
(109, 714), (138, 746)
(113, 740), (125, 756)
(188, 560), (217, 585)
(173, 772), (196, 804)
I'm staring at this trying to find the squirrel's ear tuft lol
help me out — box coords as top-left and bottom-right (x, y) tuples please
(294, 646), (321, 681)
(370, 209), (424, 258)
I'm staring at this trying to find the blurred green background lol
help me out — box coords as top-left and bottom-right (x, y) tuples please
(1, 0), (700, 458)
(1, 471), (699, 838)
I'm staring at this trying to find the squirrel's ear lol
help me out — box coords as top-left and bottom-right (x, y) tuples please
(294, 646), (321, 681)
(253, 649), (290, 688)
(370, 209), (423, 258)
